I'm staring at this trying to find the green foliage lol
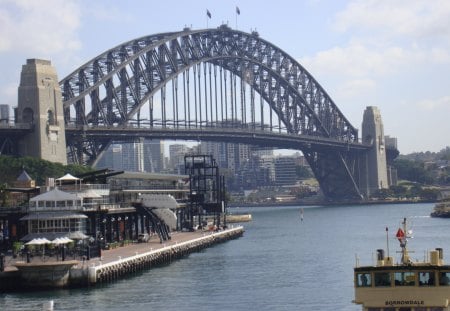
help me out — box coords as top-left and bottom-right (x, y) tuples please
(0, 155), (92, 185)
(372, 184), (440, 201)
(393, 159), (434, 185)
(295, 165), (313, 179)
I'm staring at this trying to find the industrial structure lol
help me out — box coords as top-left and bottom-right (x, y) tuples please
(0, 25), (398, 201)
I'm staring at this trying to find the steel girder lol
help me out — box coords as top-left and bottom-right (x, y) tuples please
(60, 25), (365, 200)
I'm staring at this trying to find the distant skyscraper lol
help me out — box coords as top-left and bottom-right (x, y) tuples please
(274, 156), (297, 186)
(143, 139), (164, 173)
(169, 144), (189, 169)
(0, 104), (9, 124)
(385, 136), (398, 149)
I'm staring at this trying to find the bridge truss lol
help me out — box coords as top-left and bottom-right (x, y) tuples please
(60, 25), (369, 200)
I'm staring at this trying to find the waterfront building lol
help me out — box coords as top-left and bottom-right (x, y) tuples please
(20, 188), (87, 241)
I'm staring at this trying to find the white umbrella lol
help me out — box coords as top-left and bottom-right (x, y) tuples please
(25, 238), (42, 245)
(34, 238), (51, 245)
(68, 231), (89, 240)
(52, 237), (73, 245)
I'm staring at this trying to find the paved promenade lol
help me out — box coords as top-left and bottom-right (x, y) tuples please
(3, 229), (229, 272)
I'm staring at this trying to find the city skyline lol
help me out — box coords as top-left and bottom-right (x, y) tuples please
(0, 0), (449, 154)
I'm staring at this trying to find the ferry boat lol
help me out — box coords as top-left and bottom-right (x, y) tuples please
(353, 218), (450, 311)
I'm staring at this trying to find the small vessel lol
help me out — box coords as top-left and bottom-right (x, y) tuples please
(430, 199), (450, 218)
(353, 218), (450, 311)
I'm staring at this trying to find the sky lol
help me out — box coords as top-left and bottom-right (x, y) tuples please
(0, 0), (449, 155)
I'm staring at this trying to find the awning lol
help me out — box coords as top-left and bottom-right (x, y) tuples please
(20, 212), (88, 221)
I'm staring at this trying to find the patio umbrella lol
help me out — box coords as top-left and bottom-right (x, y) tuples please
(68, 231), (89, 240)
(25, 238), (42, 246)
(52, 237), (73, 245)
(36, 238), (51, 245)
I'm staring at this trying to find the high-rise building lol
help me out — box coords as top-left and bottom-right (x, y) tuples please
(0, 105), (9, 124)
(169, 144), (189, 170)
(143, 139), (164, 173)
(274, 156), (297, 186)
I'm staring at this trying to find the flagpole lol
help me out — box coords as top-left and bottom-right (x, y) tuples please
(386, 227), (389, 258)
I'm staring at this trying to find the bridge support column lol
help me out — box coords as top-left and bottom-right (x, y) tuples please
(17, 59), (67, 164)
(360, 106), (388, 197)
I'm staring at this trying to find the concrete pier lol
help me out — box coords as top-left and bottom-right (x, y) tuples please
(0, 226), (244, 291)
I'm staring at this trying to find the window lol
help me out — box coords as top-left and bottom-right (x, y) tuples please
(419, 271), (435, 286)
(439, 272), (450, 286)
(374, 272), (391, 287)
(394, 271), (415, 286)
(47, 110), (55, 125)
(356, 272), (372, 287)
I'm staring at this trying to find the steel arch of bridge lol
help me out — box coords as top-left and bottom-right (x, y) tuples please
(61, 25), (368, 200)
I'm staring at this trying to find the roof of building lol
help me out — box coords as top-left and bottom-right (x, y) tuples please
(20, 211), (88, 221)
(29, 188), (80, 202)
(17, 170), (33, 182)
(110, 171), (188, 181)
(56, 173), (80, 181)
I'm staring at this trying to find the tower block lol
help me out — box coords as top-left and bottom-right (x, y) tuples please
(17, 59), (67, 164)
(361, 106), (388, 196)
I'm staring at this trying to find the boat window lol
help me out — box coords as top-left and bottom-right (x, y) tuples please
(374, 272), (391, 287)
(383, 308), (395, 311)
(367, 308), (381, 311)
(418, 271), (435, 286)
(439, 272), (450, 286)
(356, 272), (372, 287)
(394, 271), (415, 286)
(429, 308), (444, 311)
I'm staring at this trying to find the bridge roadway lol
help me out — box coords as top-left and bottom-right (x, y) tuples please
(65, 124), (371, 152)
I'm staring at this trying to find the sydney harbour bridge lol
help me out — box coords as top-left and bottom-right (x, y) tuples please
(2, 25), (396, 201)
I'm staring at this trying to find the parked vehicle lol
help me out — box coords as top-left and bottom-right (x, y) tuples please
(138, 233), (150, 243)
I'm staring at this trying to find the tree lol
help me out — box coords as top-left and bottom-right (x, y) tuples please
(0, 155), (92, 185)
(393, 159), (434, 185)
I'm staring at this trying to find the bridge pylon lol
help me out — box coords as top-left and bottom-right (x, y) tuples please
(17, 59), (67, 164)
(360, 106), (389, 197)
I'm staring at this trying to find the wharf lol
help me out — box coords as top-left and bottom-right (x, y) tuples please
(0, 226), (244, 291)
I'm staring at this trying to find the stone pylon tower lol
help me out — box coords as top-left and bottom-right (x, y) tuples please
(17, 59), (67, 164)
(361, 106), (388, 197)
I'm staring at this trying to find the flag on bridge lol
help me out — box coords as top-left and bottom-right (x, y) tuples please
(207, 9), (211, 18)
(236, 6), (240, 15)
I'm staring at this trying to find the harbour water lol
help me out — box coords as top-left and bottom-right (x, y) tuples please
(1, 202), (443, 311)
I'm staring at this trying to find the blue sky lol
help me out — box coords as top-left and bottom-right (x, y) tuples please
(0, 0), (449, 154)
